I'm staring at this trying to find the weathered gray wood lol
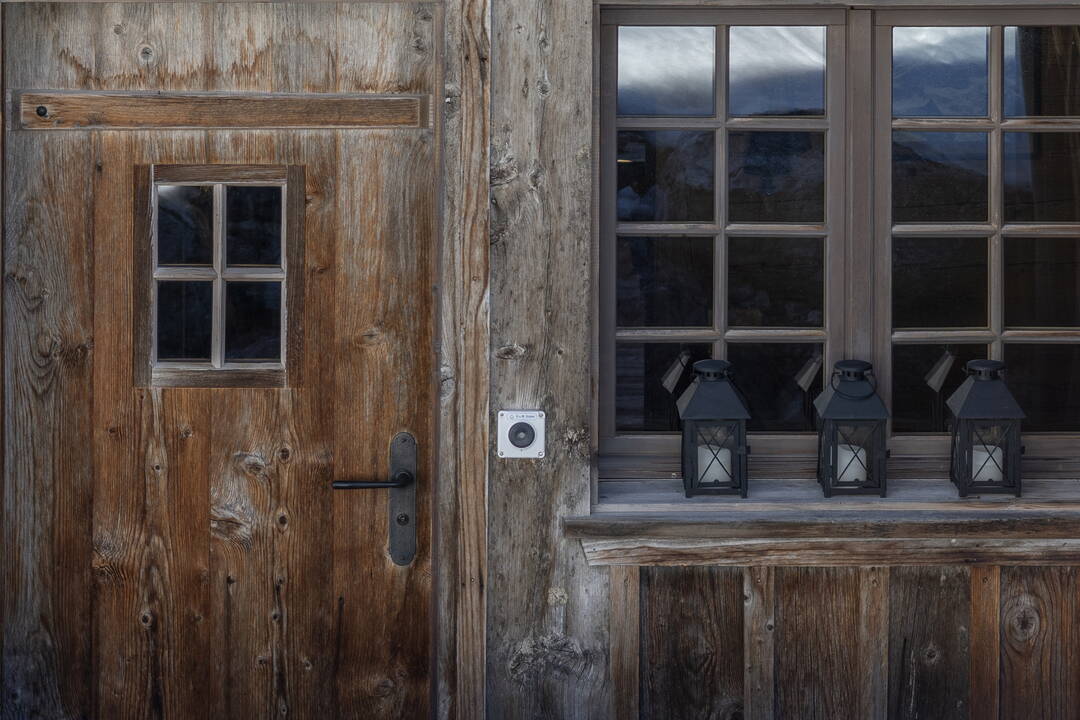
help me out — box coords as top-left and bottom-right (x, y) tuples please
(609, 565), (640, 720)
(743, 566), (776, 720)
(859, 567), (889, 720)
(579, 537), (1080, 567)
(438, 0), (490, 716)
(640, 567), (744, 720)
(888, 567), (971, 719)
(488, 0), (609, 715)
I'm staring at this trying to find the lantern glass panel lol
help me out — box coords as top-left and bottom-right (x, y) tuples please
(691, 421), (741, 489)
(831, 422), (881, 487)
(968, 421), (1012, 485)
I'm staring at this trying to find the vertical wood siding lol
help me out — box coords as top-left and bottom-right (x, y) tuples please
(2, 4), (440, 719)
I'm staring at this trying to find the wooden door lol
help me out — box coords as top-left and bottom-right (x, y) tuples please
(2, 4), (437, 718)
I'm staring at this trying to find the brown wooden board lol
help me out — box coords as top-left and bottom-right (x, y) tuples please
(640, 566), (744, 720)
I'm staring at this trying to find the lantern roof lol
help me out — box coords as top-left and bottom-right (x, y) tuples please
(813, 360), (889, 420)
(946, 360), (1025, 420)
(677, 360), (751, 420)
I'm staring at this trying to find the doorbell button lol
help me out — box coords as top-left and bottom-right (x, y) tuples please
(508, 422), (536, 448)
(497, 410), (545, 459)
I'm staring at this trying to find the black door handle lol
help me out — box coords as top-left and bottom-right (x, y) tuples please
(330, 432), (417, 566)
(332, 470), (414, 490)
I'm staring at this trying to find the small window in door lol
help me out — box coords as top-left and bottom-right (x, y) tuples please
(137, 165), (304, 387)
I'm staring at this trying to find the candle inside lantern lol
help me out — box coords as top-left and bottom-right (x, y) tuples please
(697, 445), (733, 484)
(972, 446), (1004, 483)
(836, 443), (867, 484)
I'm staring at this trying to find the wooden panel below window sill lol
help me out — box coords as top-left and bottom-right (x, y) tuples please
(570, 477), (1080, 566)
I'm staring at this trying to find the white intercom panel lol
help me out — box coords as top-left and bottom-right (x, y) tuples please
(497, 410), (545, 459)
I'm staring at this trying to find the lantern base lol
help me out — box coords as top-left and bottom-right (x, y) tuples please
(683, 481), (748, 499)
(951, 475), (1022, 498)
(818, 478), (887, 498)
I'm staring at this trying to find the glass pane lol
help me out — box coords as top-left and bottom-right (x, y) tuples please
(728, 131), (825, 223)
(615, 343), (711, 432)
(892, 237), (987, 328)
(729, 26), (825, 117)
(225, 281), (282, 361)
(616, 236), (713, 327)
(617, 130), (715, 222)
(617, 26), (715, 116)
(1005, 237), (1080, 327)
(893, 132), (988, 223)
(726, 343), (823, 431)
(892, 344), (987, 432)
(892, 27), (988, 118)
(1003, 344), (1080, 431)
(226, 186), (282, 266)
(1004, 132), (1080, 222)
(1005, 27), (1080, 117)
(157, 185), (213, 266)
(156, 280), (212, 361)
(728, 236), (824, 327)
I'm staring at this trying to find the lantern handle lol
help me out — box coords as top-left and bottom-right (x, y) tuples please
(830, 369), (878, 400)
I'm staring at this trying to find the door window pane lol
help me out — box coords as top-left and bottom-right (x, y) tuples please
(892, 237), (988, 328)
(616, 343), (711, 431)
(729, 26), (825, 117)
(893, 132), (988, 223)
(617, 130), (715, 222)
(728, 236), (824, 327)
(1005, 237), (1080, 328)
(225, 282), (282, 361)
(1004, 344), (1080, 431)
(617, 26), (715, 117)
(726, 343), (823, 431)
(157, 281), (213, 361)
(226, 186), (282, 266)
(616, 236), (713, 327)
(157, 185), (213, 265)
(1004, 132), (1080, 222)
(1005, 27), (1080, 117)
(728, 131), (825, 223)
(893, 27), (988, 118)
(892, 344), (987, 432)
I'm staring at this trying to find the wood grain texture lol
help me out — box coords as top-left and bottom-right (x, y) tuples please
(859, 567), (889, 720)
(640, 567), (744, 720)
(3, 5), (437, 720)
(970, 565), (1001, 719)
(775, 568), (861, 720)
(437, 0), (490, 717)
(743, 566), (775, 720)
(1000, 567), (1080, 719)
(888, 567), (971, 719)
(488, 0), (608, 715)
(20, 91), (428, 130)
(609, 566), (640, 720)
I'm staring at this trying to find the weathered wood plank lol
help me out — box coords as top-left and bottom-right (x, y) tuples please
(19, 91), (429, 130)
(640, 567), (744, 720)
(775, 568), (861, 720)
(488, 0), (608, 712)
(743, 566), (776, 720)
(859, 567), (889, 720)
(1000, 567), (1080, 719)
(609, 566), (640, 720)
(579, 537), (1080, 567)
(888, 567), (971, 719)
(970, 566), (1001, 719)
(437, 0), (490, 716)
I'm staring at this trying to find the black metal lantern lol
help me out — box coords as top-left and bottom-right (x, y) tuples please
(676, 359), (751, 498)
(947, 359), (1025, 497)
(814, 360), (889, 497)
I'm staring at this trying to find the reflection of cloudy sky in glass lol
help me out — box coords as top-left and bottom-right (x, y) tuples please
(893, 27), (988, 117)
(729, 27), (825, 116)
(618, 26), (715, 116)
(617, 26), (827, 117)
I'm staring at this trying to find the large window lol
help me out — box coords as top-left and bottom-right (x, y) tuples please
(598, 9), (1080, 474)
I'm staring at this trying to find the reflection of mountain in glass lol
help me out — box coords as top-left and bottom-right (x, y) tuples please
(618, 26), (715, 116)
(617, 130), (715, 222)
(728, 132), (825, 223)
(729, 26), (825, 117)
(893, 27), (988, 117)
(892, 132), (988, 222)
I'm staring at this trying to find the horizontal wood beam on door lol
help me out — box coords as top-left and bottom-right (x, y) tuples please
(15, 91), (431, 130)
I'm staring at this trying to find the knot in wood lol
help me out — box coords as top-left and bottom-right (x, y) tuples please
(138, 45), (154, 62)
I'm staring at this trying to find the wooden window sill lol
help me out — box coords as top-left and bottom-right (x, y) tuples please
(567, 477), (1080, 567)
